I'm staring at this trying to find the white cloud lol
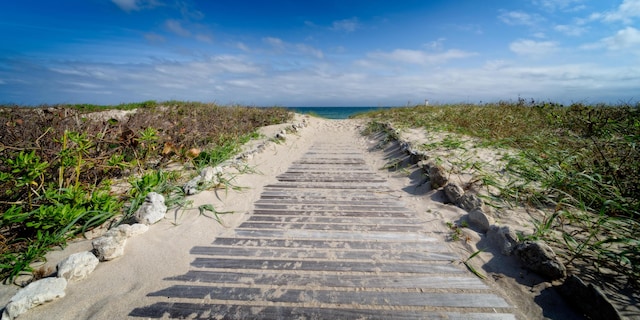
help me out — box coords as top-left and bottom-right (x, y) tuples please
(590, 0), (640, 24)
(498, 10), (543, 26)
(554, 24), (588, 36)
(368, 48), (476, 65)
(509, 39), (559, 57)
(600, 27), (640, 50)
(330, 18), (360, 32)
(533, 0), (585, 12)
(111, 0), (160, 12)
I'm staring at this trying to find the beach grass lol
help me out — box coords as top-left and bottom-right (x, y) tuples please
(356, 99), (640, 288)
(0, 102), (291, 281)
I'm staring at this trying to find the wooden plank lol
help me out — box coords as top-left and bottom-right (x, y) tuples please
(147, 286), (510, 308)
(189, 246), (458, 261)
(247, 215), (424, 225)
(233, 229), (436, 241)
(191, 258), (463, 273)
(253, 204), (410, 211)
(237, 222), (424, 232)
(130, 302), (516, 319)
(210, 238), (450, 251)
(252, 210), (414, 218)
(167, 270), (487, 289)
(254, 199), (403, 206)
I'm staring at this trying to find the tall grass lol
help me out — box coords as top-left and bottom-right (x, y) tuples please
(358, 100), (640, 286)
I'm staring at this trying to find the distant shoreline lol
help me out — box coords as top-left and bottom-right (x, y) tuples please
(283, 106), (393, 119)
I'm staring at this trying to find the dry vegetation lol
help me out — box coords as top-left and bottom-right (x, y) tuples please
(0, 101), (291, 281)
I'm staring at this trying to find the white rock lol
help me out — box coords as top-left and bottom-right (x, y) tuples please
(200, 166), (223, 183)
(56, 251), (99, 282)
(182, 176), (201, 195)
(3, 277), (67, 320)
(134, 192), (167, 224)
(92, 233), (127, 261)
(128, 223), (149, 237)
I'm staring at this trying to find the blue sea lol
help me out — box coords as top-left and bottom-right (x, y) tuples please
(284, 106), (393, 119)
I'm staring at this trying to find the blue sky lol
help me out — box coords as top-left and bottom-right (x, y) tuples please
(0, 0), (639, 106)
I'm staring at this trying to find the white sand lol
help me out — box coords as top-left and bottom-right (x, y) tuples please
(1, 116), (576, 319)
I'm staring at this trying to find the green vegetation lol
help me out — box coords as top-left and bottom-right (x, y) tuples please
(0, 102), (291, 282)
(358, 100), (640, 287)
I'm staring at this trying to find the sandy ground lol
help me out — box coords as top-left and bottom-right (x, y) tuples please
(0, 116), (580, 319)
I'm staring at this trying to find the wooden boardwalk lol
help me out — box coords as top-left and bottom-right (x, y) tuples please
(130, 143), (515, 319)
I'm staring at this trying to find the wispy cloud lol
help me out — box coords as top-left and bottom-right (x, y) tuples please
(165, 19), (190, 37)
(262, 37), (324, 59)
(111, 0), (161, 12)
(498, 10), (544, 26)
(589, 0), (640, 24)
(164, 19), (213, 43)
(554, 24), (588, 36)
(509, 39), (559, 57)
(533, 0), (586, 12)
(367, 48), (476, 66)
(330, 18), (360, 32)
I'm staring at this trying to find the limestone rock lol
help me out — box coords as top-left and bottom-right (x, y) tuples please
(515, 240), (566, 280)
(444, 183), (464, 203)
(183, 176), (202, 195)
(56, 251), (99, 282)
(487, 225), (519, 255)
(457, 193), (483, 211)
(468, 208), (494, 232)
(200, 166), (223, 183)
(92, 232), (127, 261)
(128, 223), (150, 237)
(134, 192), (167, 224)
(2, 277), (67, 320)
(428, 165), (448, 189)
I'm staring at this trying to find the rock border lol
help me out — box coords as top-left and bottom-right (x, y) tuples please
(375, 121), (622, 320)
(1, 117), (310, 319)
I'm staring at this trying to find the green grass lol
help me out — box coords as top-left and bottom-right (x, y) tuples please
(357, 100), (640, 287)
(0, 102), (291, 282)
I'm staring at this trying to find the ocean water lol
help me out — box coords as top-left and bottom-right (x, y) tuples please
(285, 106), (393, 119)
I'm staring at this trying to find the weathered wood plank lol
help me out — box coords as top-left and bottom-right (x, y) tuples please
(191, 257), (463, 273)
(246, 215), (424, 225)
(189, 246), (458, 261)
(167, 270), (488, 289)
(210, 237), (450, 251)
(237, 222), (424, 232)
(147, 286), (509, 308)
(252, 210), (415, 218)
(234, 229), (436, 241)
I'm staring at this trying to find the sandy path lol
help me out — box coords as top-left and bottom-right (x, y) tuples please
(4, 117), (544, 319)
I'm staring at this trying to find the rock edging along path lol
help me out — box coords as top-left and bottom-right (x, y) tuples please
(130, 141), (516, 319)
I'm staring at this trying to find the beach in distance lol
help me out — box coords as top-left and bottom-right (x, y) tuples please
(284, 106), (393, 119)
